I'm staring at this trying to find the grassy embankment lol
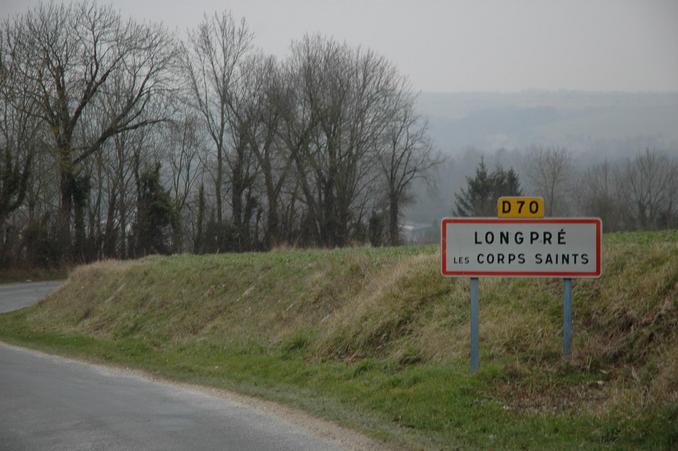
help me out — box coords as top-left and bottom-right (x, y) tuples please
(0, 230), (676, 449)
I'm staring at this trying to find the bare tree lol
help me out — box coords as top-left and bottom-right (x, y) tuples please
(577, 160), (623, 231)
(526, 146), (572, 216)
(221, 53), (264, 251)
(378, 92), (439, 245)
(0, 31), (39, 228)
(181, 11), (253, 230)
(8, 1), (177, 258)
(620, 149), (677, 229)
(232, 54), (289, 247)
(1, 3), (448, 262)
(277, 44), (321, 244)
(163, 111), (202, 251)
(284, 35), (412, 247)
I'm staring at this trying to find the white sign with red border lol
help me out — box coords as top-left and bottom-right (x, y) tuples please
(441, 218), (602, 278)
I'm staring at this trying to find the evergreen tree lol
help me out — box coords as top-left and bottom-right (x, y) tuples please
(454, 159), (522, 216)
(135, 163), (177, 255)
(454, 158), (494, 216)
(493, 166), (522, 199)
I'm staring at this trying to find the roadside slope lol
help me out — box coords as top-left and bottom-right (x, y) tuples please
(1, 231), (676, 449)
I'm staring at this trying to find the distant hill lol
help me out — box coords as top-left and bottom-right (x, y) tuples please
(416, 91), (678, 158)
(404, 91), (678, 227)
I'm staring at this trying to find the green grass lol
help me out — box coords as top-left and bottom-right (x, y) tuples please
(1, 230), (677, 449)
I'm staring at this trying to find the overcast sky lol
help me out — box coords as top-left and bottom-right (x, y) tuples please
(2, 0), (677, 92)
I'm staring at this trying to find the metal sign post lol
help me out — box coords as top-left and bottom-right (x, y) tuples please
(470, 277), (479, 373)
(563, 278), (573, 359)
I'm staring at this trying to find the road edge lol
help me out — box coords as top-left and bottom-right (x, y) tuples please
(0, 340), (393, 451)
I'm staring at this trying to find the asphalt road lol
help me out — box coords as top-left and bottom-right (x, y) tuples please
(0, 283), (347, 451)
(0, 281), (63, 313)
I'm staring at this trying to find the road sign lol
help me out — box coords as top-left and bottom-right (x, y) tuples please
(498, 196), (544, 218)
(441, 218), (602, 278)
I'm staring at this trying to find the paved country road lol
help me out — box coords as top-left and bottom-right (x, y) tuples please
(0, 281), (63, 314)
(0, 283), (370, 451)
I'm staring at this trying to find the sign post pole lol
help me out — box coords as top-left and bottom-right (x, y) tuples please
(563, 278), (572, 359)
(470, 277), (479, 373)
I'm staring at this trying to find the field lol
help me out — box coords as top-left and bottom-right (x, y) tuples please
(0, 230), (676, 449)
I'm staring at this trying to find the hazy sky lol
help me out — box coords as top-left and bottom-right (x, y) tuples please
(2, 0), (677, 92)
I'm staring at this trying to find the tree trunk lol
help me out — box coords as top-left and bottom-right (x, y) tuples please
(261, 164), (279, 248)
(322, 179), (337, 247)
(120, 197), (128, 259)
(216, 145), (224, 225)
(389, 194), (400, 246)
(265, 197), (279, 248)
(103, 193), (117, 258)
(232, 171), (243, 251)
(194, 184), (205, 253)
(58, 157), (73, 261)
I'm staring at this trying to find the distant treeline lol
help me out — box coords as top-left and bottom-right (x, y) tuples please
(443, 146), (678, 233)
(0, 1), (440, 267)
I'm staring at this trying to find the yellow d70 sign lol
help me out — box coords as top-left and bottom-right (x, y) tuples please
(498, 196), (544, 218)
